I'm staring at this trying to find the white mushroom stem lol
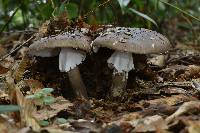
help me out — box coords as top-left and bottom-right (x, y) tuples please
(107, 51), (134, 98)
(59, 48), (88, 99)
(110, 71), (127, 98)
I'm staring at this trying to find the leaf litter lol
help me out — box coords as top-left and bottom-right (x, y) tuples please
(0, 17), (200, 133)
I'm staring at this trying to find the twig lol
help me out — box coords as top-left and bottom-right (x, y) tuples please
(0, 36), (34, 62)
(1, 29), (37, 34)
(83, 0), (111, 19)
(157, 81), (192, 89)
(50, 0), (55, 9)
(167, 55), (200, 64)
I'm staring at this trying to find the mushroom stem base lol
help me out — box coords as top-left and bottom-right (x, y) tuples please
(110, 72), (127, 98)
(68, 66), (88, 99)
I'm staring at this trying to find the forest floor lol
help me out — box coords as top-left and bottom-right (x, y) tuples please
(0, 23), (200, 133)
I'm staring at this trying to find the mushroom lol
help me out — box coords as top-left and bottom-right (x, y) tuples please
(29, 29), (91, 99)
(92, 27), (171, 98)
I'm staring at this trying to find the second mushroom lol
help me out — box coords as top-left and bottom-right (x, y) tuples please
(29, 29), (91, 99)
(92, 27), (171, 98)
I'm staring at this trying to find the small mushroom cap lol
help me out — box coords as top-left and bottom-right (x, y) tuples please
(93, 27), (171, 54)
(29, 29), (92, 55)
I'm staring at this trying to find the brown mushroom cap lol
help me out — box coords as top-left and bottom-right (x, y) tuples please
(29, 29), (92, 54)
(93, 27), (171, 54)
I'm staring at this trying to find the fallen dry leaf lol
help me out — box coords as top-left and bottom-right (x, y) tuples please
(0, 65), (9, 74)
(0, 46), (6, 57)
(187, 120), (200, 133)
(191, 78), (200, 92)
(133, 115), (168, 132)
(71, 120), (102, 133)
(0, 114), (19, 133)
(183, 65), (200, 79)
(13, 55), (32, 82)
(25, 79), (44, 93)
(0, 56), (14, 69)
(41, 127), (79, 133)
(33, 96), (73, 121)
(166, 101), (200, 123)
(143, 94), (197, 106)
(15, 80), (40, 131)
(110, 112), (142, 126)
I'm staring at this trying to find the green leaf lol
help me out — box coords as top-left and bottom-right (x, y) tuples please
(58, 3), (66, 14)
(12, 9), (23, 26)
(65, 3), (79, 19)
(129, 8), (158, 27)
(25, 94), (36, 99)
(38, 3), (54, 19)
(118, 0), (131, 8)
(132, 0), (145, 9)
(118, 0), (131, 14)
(52, 3), (67, 17)
(0, 105), (21, 113)
(34, 92), (44, 99)
(39, 120), (49, 126)
(159, 0), (200, 22)
(26, 92), (43, 99)
(43, 96), (55, 105)
(41, 88), (54, 94)
(56, 118), (68, 124)
(158, 1), (166, 10)
(149, 0), (166, 10)
(52, 7), (59, 17)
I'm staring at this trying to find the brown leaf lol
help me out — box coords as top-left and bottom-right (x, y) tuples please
(133, 115), (168, 132)
(0, 46), (6, 57)
(0, 56), (14, 69)
(25, 79), (44, 93)
(33, 96), (73, 121)
(15, 80), (41, 131)
(38, 20), (51, 37)
(0, 65), (9, 74)
(184, 65), (200, 79)
(187, 120), (200, 133)
(166, 101), (200, 123)
(145, 94), (197, 106)
(13, 55), (32, 82)
(0, 114), (18, 133)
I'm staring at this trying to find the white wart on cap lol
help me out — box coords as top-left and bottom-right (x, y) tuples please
(93, 27), (170, 54)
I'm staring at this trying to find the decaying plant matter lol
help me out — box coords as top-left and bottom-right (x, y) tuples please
(0, 16), (200, 133)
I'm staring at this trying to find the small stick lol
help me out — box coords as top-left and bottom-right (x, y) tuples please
(0, 36), (34, 62)
(83, 0), (111, 19)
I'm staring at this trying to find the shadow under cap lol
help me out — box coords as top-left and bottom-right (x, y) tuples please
(93, 27), (171, 54)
